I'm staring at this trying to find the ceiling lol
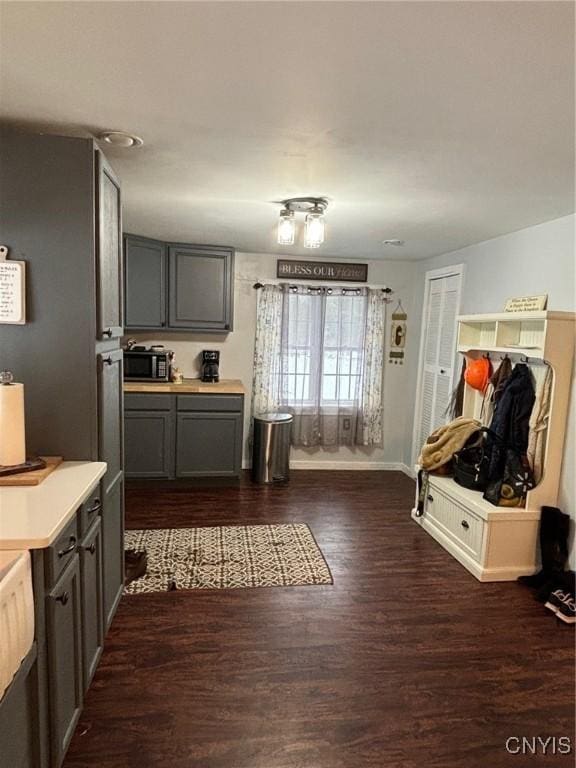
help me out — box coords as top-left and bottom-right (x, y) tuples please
(1, 1), (574, 261)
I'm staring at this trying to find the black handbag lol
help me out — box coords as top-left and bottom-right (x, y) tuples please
(483, 449), (535, 507)
(453, 428), (502, 491)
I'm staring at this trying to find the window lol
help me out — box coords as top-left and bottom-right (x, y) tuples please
(280, 291), (366, 407)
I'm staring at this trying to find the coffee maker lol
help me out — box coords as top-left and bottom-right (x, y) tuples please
(201, 350), (220, 383)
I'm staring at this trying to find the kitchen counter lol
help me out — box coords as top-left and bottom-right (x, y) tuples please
(124, 378), (246, 395)
(0, 461), (106, 550)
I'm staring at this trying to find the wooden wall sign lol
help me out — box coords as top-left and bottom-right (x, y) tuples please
(277, 259), (368, 283)
(504, 295), (548, 313)
(0, 246), (26, 325)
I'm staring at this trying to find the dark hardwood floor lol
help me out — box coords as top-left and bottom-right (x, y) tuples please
(64, 471), (574, 768)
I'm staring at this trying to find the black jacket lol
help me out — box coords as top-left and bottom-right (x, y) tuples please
(487, 363), (535, 481)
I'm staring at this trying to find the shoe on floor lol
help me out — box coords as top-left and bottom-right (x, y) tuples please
(125, 549), (147, 585)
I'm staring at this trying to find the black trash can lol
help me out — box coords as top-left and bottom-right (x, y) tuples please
(252, 413), (293, 484)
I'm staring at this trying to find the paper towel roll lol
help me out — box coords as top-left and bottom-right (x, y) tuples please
(0, 382), (26, 466)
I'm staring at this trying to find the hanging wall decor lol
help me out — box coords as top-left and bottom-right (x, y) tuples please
(0, 246), (26, 325)
(389, 301), (407, 365)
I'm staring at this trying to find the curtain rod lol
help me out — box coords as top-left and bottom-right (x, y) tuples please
(252, 281), (393, 294)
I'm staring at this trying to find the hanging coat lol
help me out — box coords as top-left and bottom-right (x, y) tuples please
(487, 363), (535, 481)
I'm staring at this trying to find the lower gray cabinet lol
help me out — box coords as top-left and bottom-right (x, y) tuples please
(0, 647), (40, 768)
(124, 392), (244, 479)
(79, 518), (104, 692)
(124, 411), (173, 478)
(46, 555), (83, 768)
(176, 412), (242, 477)
(101, 475), (124, 631)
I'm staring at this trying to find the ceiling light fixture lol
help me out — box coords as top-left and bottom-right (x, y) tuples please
(99, 131), (144, 148)
(304, 205), (326, 249)
(276, 197), (328, 248)
(277, 208), (296, 245)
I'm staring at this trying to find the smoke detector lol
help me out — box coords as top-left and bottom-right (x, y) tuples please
(382, 239), (405, 247)
(99, 131), (144, 148)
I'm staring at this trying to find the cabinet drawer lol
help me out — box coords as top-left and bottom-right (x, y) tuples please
(124, 393), (173, 411)
(46, 514), (79, 588)
(176, 394), (243, 412)
(79, 488), (102, 537)
(425, 487), (484, 561)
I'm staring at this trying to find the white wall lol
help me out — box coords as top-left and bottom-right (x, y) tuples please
(410, 214), (576, 565)
(128, 251), (420, 470)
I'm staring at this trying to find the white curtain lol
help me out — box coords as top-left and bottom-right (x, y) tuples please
(251, 284), (386, 447)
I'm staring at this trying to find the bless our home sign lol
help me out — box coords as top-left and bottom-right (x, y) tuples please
(277, 259), (368, 283)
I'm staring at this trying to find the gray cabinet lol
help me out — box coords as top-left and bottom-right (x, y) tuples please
(124, 392), (243, 479)
(0, 647), (41, 768)
(46, 555), (83, 768)
(96, 153), (123, 340)
(168, 245), (234, 332)
(122, 236), (234, 332)
(124, 235), (166, 330)
(79, 518), (104, 692)
(176, 412), (242, 477)
(101, 476), (124, 631)
(125, 411), (174, 478)
(98, 349), (124, 492)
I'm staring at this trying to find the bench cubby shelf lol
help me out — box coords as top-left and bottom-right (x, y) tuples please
(413, 310), (575, 581)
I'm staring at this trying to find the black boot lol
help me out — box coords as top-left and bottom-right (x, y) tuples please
(518, 506), (570, 595)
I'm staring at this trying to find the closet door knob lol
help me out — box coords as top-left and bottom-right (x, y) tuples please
(427, 494), (434, 502)
(461, 520), (470, 530)
(55, 592), (69, 606)
(440, 369), (446, 374)
(85, 543), (96, 555)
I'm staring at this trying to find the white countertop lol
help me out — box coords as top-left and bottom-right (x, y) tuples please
(0, 461), (107, 550)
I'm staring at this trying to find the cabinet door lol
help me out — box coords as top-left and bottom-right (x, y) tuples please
(98, 349), (124, 493)
(101, 475), (124, 631)
(124, 235), (166, 329)
(46, 555), (83, 768)
(176, 412), (242, 477)
(168, 246), (234, 331)
(125, 411), (174, 479)
(96, 151), (123, 340)
(80, 517), (104, 692)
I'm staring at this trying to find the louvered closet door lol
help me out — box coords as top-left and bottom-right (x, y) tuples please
(416, 274), (461, 457)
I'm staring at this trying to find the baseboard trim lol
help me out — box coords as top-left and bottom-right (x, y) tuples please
(241, 459), (417, 475)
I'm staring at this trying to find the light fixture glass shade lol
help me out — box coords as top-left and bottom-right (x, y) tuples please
(304, 211), (325, 248)
(277, 209), (295, 245)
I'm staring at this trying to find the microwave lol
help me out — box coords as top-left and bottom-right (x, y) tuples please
(124, 348), (173, 381)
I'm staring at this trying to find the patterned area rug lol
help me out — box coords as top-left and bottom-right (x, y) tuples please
(124, 523), (333, 594)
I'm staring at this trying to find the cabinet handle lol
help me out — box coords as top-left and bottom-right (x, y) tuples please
(427, 494), (434, 502)
(461, 520), (470, 530)
(102, 328), (113, 338)
(57, 536), (77, 558)
(160, 321), (166, 327)
(55, 592), (69, 606)
(86, 499), (101, 515)
(103, 356), (114, 365)
(85, 543), (96, 555)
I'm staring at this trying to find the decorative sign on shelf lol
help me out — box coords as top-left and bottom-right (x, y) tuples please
(504, 295), (548, 313)
(389, 301), (407, 365)
(0, 246), (26, 325)
(277, 259), (368, 283)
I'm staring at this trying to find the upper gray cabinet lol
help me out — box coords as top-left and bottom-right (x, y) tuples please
(96, 152), (123, 340)
(123, 236), (234, 332)
(168, 245), (233, 332)
(124, 235), (166, 330)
